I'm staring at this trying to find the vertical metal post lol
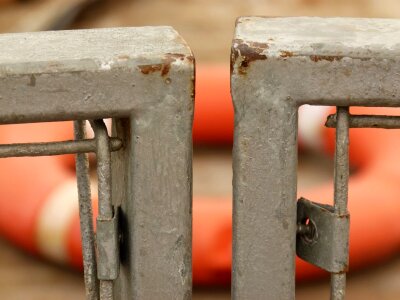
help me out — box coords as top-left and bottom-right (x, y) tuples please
(74, 120), (99, 300)
(117, 108), (193, 299)
(232, 95), (298, 299)
(90, 120), (114, 300)
(331, 107), (350, 300)
(111, 71), (194, 299)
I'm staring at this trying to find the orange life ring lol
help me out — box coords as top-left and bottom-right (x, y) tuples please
(1, 64), (400, 286)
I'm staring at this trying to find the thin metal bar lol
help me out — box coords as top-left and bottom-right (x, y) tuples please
(0, 138), (122, 158)
(90, 119), (114, 300)
(74, 120), (99, 300)
(326, 114), (400, 129)
(90, 120), (113, 218)
(331, 107), (350, 300)
(99, 281), (113, 300)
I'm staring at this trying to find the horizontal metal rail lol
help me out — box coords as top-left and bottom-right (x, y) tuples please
(326, 114), (400, 129)
(0, 138), (122, 158)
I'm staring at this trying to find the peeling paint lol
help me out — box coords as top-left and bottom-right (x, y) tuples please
(310, 55), (343, 62)
(139, 64), (163, 75)
(280, 51), (294, 58)
(100, 61), (114, 70)
(138, 53), (192, 77)
(231, 39), (268, 75)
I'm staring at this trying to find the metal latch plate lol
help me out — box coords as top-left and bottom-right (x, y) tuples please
(296, 198), (349, 273)
(97, 206), (120, 280)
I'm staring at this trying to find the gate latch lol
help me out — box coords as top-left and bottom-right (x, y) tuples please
(296, 197), (350, 273)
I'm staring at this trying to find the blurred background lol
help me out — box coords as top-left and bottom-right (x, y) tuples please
(1, 0), (400, 299)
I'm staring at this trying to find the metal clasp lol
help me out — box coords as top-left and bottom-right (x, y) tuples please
(296, 197), (350, 273)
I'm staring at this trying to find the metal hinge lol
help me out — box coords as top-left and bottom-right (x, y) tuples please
(296, 197), (350, 273)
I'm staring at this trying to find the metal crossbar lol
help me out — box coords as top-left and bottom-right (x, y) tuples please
(326, 114), (400, 129)
(231, 16), (400, 300)
(0, 137), (122, 158)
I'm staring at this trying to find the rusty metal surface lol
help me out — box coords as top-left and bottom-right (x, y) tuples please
(231, 16), (400, 299)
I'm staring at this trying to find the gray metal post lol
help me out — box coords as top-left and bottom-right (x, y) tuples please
(231, 19), (299, 300)
(112, 94), (194, 299)
(231, 92), (298, 299)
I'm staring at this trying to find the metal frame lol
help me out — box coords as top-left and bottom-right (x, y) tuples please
(0, 27), (194, 299)
(231, 17), (400, 299)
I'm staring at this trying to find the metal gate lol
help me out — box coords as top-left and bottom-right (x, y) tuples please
(0, 27), (194, 299)
(2, 16), (400, 300)
(231, 17), (400, 299)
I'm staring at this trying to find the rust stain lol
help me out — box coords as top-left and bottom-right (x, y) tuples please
(139, 53), (192, 77)
(161, 63), (170, 77)
(280, 51), (293, 58)
(162, 53), (184, 76)
(165, 53), (186, 60)
(231, 39), (268, 75)
(191, 59), (196, 101)
(309, 55), (343, 62)
(186, 55), (195, 63)
(139, 64), (163, 75)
